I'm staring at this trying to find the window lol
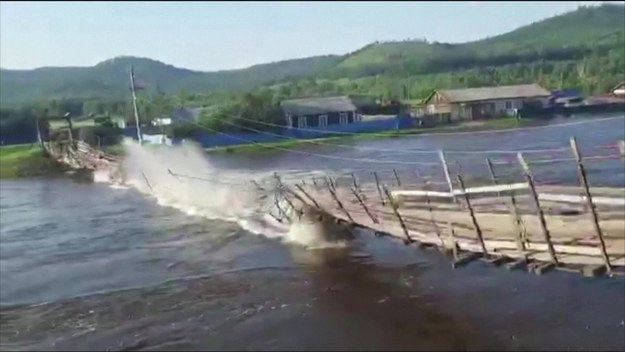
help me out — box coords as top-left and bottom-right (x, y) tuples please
(505, 101), (513, 110)
(297, 116), (307, 128)
(339, 112), (348, 125)
(318, 114), (328, 127)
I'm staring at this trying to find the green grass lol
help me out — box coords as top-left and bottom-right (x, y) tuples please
(0, 144), (49, 179)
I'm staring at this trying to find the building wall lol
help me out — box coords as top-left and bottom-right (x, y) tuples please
(452, 97), (548, 120)
(290, 111), (356, 128)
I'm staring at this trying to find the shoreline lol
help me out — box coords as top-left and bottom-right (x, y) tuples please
(205, 116), (535, 153)
(1, 113), (622, 179)
(204, 113), (623, 153)
(0, 144), (65, 179)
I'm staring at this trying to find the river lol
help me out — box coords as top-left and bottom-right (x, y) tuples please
(1, 115), (624, 351)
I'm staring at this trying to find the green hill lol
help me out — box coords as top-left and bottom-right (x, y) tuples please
(0, 55), (341, 106)
(331, 4), (624, 78)
(1, 4), (623, 106)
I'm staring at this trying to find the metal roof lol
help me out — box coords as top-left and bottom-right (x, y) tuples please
(439, 84), (551, 103)
(281, 96), (357, 116)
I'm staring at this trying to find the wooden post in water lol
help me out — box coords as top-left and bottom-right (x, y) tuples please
(268, 211), (283, 223)
(393, 168), (402, 187)
(251, 180), (264, 191)
(570, 137), (612, 272)
(274, 193), (291, 224)
(350, 172), (360, 193)
(373, 171), (386, 205)
(456, 175), (488, 257)
(295, 184), (321, 209)
(383, 185), (412, 244)
(517, 152), (559, 266)
(438, 150), (454, 199)
(351, 187), (378, 224)
(486, 158), (500, 196)
(327, 176), (337, 192)
(325, 177), (354, 222)
(273, 173), (300, 218)
(141, 169), (153, 192)
(425, 193), (444, 247)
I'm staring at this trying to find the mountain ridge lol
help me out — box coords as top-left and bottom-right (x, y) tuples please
(1, 4), (623, 105)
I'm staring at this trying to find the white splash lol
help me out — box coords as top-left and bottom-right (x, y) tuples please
(116, 139), (348, 248)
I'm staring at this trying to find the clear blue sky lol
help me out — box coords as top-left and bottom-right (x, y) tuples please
(0, 1), (615, 71)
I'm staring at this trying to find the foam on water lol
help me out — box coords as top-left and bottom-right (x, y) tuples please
(113, 139), (346, 248)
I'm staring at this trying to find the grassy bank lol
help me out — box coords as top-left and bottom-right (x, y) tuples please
(205, 116), (537, 153)
(0, 144), (63, 179)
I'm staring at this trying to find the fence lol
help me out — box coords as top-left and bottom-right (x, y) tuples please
(265, 136), (625, 277)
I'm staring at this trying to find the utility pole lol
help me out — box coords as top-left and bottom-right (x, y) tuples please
(129, 66), (143, 143)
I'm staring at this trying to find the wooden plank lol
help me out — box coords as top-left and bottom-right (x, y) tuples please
(570, 137), (612, 272)
(538, 193), (625, 206)
(392, 190), (454, 199)
(458, 183), (528, 195)
(438, 150), (454, 196)
(391, 183), (528, 199)
(373, 171), (386, 205)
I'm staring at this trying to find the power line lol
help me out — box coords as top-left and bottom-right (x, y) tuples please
(179, 118), (441, 166)
(214, 115), (575, 155)
(196, 112), (623, 155)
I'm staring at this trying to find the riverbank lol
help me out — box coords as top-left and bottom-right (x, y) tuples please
(204, 116), (545, 153)
(0, 144), (64, 179)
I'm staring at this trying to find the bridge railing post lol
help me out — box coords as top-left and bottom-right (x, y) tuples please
(570, 137), (612, 273)
(456, 174), (488, 257)
(517, 152), (559, 266)
(383, 185), (412, 245)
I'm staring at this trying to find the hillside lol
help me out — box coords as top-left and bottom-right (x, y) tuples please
(1, 4), (623, 106)
(331, 4), (624, 78)
(0, 55), (341, 105)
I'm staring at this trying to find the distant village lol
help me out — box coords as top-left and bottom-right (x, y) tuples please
(20, 80), (625, 149)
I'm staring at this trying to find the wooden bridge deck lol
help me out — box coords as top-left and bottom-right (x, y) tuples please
(279, 180), (625, 274)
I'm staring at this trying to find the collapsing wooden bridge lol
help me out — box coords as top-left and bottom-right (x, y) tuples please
(265, 137), (625, 278)
(51, 131), (625, 278)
